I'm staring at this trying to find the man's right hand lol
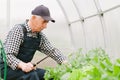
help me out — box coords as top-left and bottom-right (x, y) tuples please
(17, 61), (35, 73)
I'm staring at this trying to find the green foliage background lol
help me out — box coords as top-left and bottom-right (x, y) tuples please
(44, 48), (120, 80)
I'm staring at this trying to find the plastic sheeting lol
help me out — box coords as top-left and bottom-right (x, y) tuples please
(0, 0), (120, 60)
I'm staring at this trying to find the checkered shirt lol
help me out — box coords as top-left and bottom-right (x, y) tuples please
(4, 21), (66, 70)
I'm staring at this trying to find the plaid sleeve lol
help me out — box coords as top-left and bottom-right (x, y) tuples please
(4, 25), (23, 70)
(38, 33), (66, 64)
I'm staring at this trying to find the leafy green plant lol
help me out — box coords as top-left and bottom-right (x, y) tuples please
(44, 48), (120, 80)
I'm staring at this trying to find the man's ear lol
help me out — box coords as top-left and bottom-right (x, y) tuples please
(31, 15), (36, 20)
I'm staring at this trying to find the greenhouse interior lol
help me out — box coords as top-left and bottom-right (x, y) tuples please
(0, 0), (120, 80)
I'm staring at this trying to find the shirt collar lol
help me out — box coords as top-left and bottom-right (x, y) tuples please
(24, 19), (40, 38)
(24, 19), (32, 33)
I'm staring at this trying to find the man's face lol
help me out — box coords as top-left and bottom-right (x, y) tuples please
(31, 15), (49, 32)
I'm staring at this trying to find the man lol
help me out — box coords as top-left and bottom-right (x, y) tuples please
(0, 5), (68, 80)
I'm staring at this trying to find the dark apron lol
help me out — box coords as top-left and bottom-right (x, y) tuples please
(1, 24), (45, 80)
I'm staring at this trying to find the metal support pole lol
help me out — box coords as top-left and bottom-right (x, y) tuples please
(72, 0), (87, 52)
(56, 0), (76, 50)
(6, 0), (10, 27)
(93, 0), (108, 49)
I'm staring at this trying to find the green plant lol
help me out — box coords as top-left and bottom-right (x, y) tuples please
(44, 48), (120, 80)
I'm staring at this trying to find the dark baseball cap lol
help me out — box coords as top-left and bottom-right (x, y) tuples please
(31, 5), (55, 23)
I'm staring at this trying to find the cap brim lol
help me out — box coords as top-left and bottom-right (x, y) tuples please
(42, 16), (55, 23)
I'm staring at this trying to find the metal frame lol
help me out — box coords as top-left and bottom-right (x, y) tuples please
(56, 0), (120, 51)
(93, 0), (107, 48)
(7, 0), (10, 27)
(72, 0), (87, 52)
(3, 0), (120, 51)
(56, 0), (76, 50)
